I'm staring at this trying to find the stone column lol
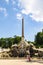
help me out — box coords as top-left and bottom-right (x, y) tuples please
(22, 17), (24, 41)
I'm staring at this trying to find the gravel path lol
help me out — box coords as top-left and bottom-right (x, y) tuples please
(0, 59), (43, 65)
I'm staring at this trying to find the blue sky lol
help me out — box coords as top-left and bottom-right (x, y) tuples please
(0, 0), (43, 41)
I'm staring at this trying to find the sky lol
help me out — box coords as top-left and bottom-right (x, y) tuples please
(0, 0), (43, 41)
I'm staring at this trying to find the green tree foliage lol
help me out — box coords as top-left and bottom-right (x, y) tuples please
(0, 38), (6, 48)
(14, 36), (21, 44)
(35, 32), (43, 48)
(5, 37), (15, 48)
(0, 36), (21, 48)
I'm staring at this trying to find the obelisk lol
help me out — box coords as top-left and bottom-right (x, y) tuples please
(22, 17), (24, 41)
(19, 17), (29, 49)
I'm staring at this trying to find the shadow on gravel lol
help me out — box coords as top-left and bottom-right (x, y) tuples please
(26, 60), (43, 64)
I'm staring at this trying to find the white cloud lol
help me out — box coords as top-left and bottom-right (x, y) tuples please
(16, 13), (22, 20)
(13, 8), (18, 11)
(19, 0), (43, 22)
(0, 7), (8, 16)
(5, 0), (9, 4)
(11, 0), (15, 5)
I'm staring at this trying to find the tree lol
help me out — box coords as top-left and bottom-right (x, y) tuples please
(0, 36), (21, 48)
(0, 38), (14, 48)
(0, 38), (6, 48)
(5, 38), (14, 48)
(13, 36), (21, 44)
(35, 32), (43, 48)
